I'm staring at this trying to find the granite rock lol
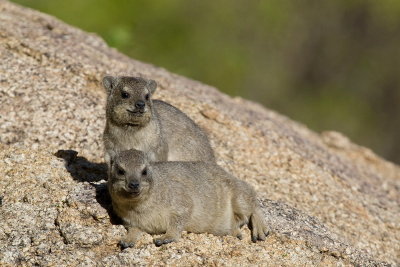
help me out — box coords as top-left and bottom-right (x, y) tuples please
(0, 0), (399, 265)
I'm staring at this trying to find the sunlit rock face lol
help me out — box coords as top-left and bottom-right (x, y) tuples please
(0, 1), (399, 265)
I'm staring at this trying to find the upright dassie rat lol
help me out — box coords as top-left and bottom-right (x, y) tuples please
(108, 149), (269, 248)
(103, 76), (215, 168)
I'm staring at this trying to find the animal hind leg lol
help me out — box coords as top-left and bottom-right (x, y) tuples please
(228, 215), (244, 240)
(153, 214), (184, 246)
(249, 209), (269, 242)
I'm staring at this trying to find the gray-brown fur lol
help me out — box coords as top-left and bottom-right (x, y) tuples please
(102, 76), (215, 169)
(108, 149), (269, 248)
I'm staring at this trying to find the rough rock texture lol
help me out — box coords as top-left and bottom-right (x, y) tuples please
(0, 0), (399, 266)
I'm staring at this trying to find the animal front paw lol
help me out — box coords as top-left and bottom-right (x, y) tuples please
(231, 228), (243, 240)
(118, 239), (135, 249)
(154, 236), (176, 247)
(251, 226), (270, 243)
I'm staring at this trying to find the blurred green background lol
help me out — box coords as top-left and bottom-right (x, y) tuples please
(12, 0), (400, 164)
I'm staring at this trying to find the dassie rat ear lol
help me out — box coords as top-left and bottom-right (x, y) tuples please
(103, 76), (118, 95)
(147, 79), (157, 95)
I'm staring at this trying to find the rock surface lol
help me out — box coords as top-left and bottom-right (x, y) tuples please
(0, 0), (399, 266)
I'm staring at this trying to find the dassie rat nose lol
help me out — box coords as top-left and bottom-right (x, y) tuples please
(128, 181), (140, 190)
(135, 100), (145, 109)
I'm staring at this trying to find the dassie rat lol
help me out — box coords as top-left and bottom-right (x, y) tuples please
(103, 76), (215, 168)
(108, 149), (269, 248)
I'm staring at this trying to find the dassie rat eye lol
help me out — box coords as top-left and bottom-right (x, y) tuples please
(121, 92), (130, 99)
(117, 168), (125, 175)
(142, 168), (147, 176)
(145, 94), (150, 101)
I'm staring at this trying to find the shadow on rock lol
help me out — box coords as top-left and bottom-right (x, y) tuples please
(55, 149), (122, 225)
(54, 149), (107, 182)
(91, 182), (123, 225)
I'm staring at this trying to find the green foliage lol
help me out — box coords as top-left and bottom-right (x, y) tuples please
(12, 0), (400, 163)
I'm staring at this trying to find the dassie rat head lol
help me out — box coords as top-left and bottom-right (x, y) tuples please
(109, 149), (153, 199)
(103, 76), (157, 127)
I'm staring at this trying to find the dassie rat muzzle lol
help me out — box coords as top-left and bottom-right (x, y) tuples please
(111, 92), (151, 126)
(126, 100), (147, 116)
(124, 178), (141, 196)
(104, 76), (157, 127)
(110, 149), (152, 199)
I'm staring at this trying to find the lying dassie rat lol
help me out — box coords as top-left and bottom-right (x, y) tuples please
(103, 76), (215, 168)
(108, 149), (269, 248)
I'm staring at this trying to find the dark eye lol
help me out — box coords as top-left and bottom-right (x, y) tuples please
(121, 92), (130, 99)
(117, 168), (125, 175)
(142, 168), (147, 176)
(145, 94), (150, 101)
